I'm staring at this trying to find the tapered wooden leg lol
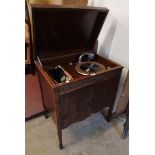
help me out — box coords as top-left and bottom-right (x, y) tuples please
(57, 127), (63, 149)
(44, 113), (49, 119)
(107, 106), (113, 122)
(59, 143), (63, 150)
(122, 115), (129, 139)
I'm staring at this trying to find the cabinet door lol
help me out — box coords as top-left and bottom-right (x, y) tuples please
(91, 77), (117, 113)
(60, 85), (92, 129)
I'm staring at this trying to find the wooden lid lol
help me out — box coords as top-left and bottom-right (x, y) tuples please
(31, 5), (109, 59)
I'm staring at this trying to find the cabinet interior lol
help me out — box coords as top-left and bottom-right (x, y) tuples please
(38, 52), (119, 85)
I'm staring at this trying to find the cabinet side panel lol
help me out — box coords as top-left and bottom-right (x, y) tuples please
(37, 70), (57, 124)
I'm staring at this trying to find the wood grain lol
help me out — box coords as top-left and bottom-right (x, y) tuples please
(30, 5), (123, 149)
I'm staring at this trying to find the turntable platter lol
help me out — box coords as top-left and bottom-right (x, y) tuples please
(75, 61), (106, 76)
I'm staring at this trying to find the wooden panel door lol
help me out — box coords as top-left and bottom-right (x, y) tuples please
(60, 85), (92, 129)
(91, 77), (118, 113)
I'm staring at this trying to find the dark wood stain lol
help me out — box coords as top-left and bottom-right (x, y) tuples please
(31, 5), (123, 149)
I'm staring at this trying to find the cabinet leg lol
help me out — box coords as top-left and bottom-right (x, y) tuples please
(107, 107), (113, 122)
(44, 113), (49, 119)
(57, 128), (63, 149)
(122, 115), (129, 139)
(59, 143), (63, 150)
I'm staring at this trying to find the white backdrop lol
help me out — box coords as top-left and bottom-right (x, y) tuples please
(88, 0), (129, 112)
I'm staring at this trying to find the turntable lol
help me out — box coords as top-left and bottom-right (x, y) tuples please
(75, 61), (105, 75)
(74, 52), (106, 76)
(31, 5), (123, 149)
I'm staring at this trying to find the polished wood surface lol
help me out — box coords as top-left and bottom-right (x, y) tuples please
(31, 5), (109, 59)
(25, 2), (31, 65)
(25, 0), (36, 74)
(35, 53), (123, 149)
(31, 5), (123, 149)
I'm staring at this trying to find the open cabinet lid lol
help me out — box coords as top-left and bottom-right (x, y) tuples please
(31, 5), (109, 59)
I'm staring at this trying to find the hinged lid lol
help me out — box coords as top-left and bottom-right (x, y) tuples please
(31, 5), (109, 59)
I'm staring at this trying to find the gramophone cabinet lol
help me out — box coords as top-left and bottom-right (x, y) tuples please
(30, 5), (123, 149)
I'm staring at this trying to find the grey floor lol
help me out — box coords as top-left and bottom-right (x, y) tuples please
(25, 113), (129, 155)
